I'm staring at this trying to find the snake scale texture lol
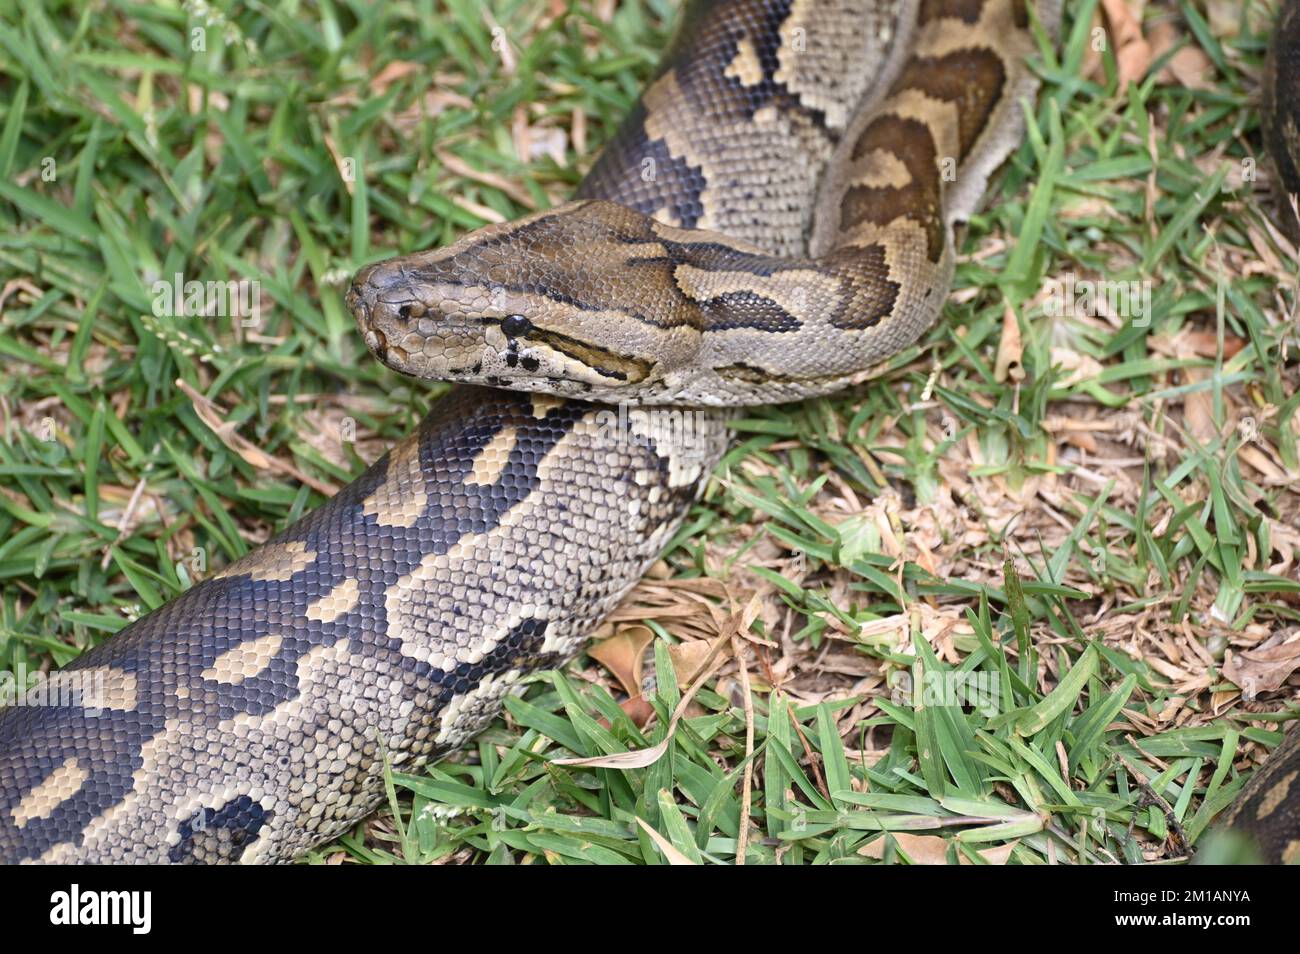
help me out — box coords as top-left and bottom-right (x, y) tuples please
(0, 0), (1296, 864)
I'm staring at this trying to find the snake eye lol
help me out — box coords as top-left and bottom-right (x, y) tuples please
(501, 314), (532, 338)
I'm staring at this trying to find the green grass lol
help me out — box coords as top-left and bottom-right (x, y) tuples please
(1, 0), (1298, 864)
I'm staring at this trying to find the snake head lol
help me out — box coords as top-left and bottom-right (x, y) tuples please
(345, 199), (703, 399)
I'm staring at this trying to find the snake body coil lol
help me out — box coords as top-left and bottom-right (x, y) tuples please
(0, 0), (1295, 864)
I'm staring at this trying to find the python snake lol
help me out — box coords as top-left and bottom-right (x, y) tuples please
(0, 0), (1295, 864)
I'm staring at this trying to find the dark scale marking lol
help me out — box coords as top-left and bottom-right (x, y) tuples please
(431, 619), (551, 699)
(413, 623), (561, 764)
(700, 290), (802, 333)
(741, 0), (830, 129)
(823, 243), (901, 331)
(628, 238), (789, 275)
(895, 49), (1008, 160)
(843, 114), (944, 262)
(701, 0), (831, 132)
(527, 328), (656, 382)
(919, 0), (988, 24)
(919, 0), (1029, 27)
(577, 102), (710, 228)
(577, 0), (834, 230)
(169, 795), (271, 864)
(716, 361), (773, 383)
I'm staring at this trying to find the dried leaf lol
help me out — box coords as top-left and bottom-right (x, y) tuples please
(1223, 629), (1300, 696)
(589, 624), (655, 698)
(437, 151), (537, 208)
(994, 304), (1024, 383)
(1150, 20), (1214, 90)
(1181, 366), (1218, 445)
(1049, 347), (1106, 387)
(668, 638), (715, 688)
(1101, 0), (1152, 87)
(554, 736), (672, 771)
(619, 696), (656, 727)
(175, 379), (336, 495)
(834, 512), (879, 566)
(590, 624), (657, 729)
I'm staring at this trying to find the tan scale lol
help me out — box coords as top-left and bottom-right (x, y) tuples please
(1258, 771), (1298, 820)
(202, 633), (286, 685)
(36, 668), (138, 712)
(361, 433), (428, 528)
(213, 539), (317, 582)
(11, 758), (88, 829)
(305, 578), (362, 624)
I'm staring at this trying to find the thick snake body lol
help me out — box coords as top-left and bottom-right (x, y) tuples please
(0, 388), (724, 862)
(0, 0), (1295, 864)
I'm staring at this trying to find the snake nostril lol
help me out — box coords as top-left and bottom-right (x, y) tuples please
(398, 304), (412, 321)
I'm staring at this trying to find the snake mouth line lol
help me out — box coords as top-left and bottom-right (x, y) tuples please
(361, 325), (388, 361)
(361, 325), (413, 368)
(528, 327), (655, 383)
